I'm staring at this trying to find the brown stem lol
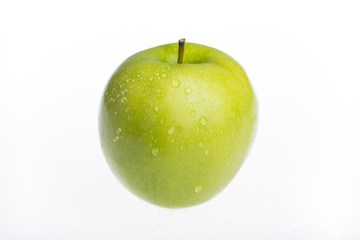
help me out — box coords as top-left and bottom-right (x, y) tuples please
(178, 38), (186, 64)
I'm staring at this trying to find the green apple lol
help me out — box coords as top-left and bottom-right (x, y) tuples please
(99, 39), (258, 208)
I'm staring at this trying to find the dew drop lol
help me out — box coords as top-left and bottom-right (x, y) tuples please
(113, 136), (119, 143)
(149, 76), (154, 81)
(155, 106), (160, 112)
(120, 96), (127, 104)
(162, 73), (167, 78)
(199, 117), (207, 126)
(205, 150), (209, 155)
(190, 110), (196, 118)
(168, 126), (175, 135)
(195, 185), (203, 193)
(152, 148), (159, 157)
(117, 128), (122, 134)
(184, 87), (192, 94)
(171, 79), (180, 88)
(199, 142), (203, 147)
(189, 103), (194, 109)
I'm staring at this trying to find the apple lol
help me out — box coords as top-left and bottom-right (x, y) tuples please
(99, 39), (258, 208)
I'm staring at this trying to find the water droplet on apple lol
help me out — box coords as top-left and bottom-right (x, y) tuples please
(160, 119), (164, 124)
(170, 138), (175, 143)
(189, 103), (194, 109)
(120, 97), (127, 104)
(199, 142), (203, 147)
(199, 117), (207, 125)
(152, 148), (159, 157)
(113, 136), (119, 143)
(195, 185), (202, 193)
(117, 128), (122, 134)
(168, 126), (175, 134)
(171, 79), (180, 88)
(205, 150), (209, 155)
(149, 76), (154, 81)
(155, 106), (160, 112)
(184, 87), (192, 94)
(162, 73), (167, 78)
(202, 99), (206, 103)
(190, 110), (196, 118)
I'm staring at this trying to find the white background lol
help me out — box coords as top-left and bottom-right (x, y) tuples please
(1, 0), (359, 239)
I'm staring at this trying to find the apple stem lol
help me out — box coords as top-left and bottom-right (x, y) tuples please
(178, 38), (186, 64)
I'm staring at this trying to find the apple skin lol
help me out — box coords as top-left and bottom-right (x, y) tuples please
(99, 42), (258, 208)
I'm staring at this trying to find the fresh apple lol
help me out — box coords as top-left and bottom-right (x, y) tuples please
(99, 39), (258, 208)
